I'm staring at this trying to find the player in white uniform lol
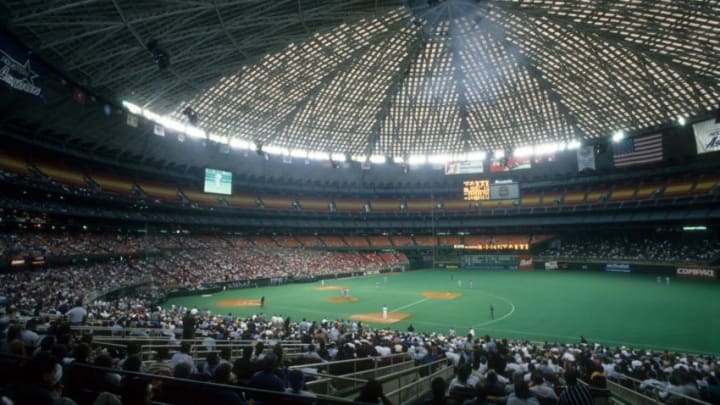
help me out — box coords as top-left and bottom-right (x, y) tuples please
(382, 305), (388, 320)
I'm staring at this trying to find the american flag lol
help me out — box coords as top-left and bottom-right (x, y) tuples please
(613, 133), (663, 168)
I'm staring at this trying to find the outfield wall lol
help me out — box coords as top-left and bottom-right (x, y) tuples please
(431, 254), (717, 280)
(534, 258), (718, 280)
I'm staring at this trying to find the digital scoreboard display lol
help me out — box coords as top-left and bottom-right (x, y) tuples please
(204, 168), (233, 195)
(463, 180), (490, 201)
(464, 180), (520, 201)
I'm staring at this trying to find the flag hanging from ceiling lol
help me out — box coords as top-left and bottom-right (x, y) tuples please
(126, 113), (139, 128)
(692, 119), (720, 154)
(0, 33), (45, 99)
(613, 133), (663, 168)
(72, 87), (86, 104)
(153, 124), (165, 137)
(577, 146), (595, 171)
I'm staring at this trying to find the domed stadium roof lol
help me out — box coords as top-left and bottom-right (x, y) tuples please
(3, 0), (720, 158)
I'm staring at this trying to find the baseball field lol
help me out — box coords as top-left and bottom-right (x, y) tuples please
(163, 270), (720, 354)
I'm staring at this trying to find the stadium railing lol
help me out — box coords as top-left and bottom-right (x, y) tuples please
(0, 353), (361, 404)
(603, 375), (714, 405)
(297, 356), (448, 401)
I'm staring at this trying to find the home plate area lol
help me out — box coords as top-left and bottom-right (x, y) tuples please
(422, 291), (461, 300)
(349, 312), (409, 324)
(312, 285), (345, 291)
(216, 299), (262, 307)
(327, 297), (358, 303)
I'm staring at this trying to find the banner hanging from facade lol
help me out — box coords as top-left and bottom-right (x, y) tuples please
(0, 33), (45, 98)
(692, 119), (720, 154)
(577, 145), (596, 171)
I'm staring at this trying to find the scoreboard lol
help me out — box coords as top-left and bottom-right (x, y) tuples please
(463, 180), (520, 201)
(463, 180), (490, 200)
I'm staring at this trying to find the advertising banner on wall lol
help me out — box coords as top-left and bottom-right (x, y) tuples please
(676, 267), (716, 280)
(462, 254), (518, 270)
(490, 157), (532, 172)
(490, 183), (520, 200)
(544, 261), (558, 270)
(518, 256), (534, 270)
(445, 160), (484, 175)
(605, 263), (631, 273)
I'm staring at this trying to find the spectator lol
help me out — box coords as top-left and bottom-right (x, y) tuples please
(425, 377), (448, 405)
(558, 369), (593, 405)
(506, 380), (539, 405)
(356, 379), (393, 405)
(248, 353), (284, 392)
(286, 369), (316, 404)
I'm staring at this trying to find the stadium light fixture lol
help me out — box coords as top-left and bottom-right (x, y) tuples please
(612, 130), (625, 143)
(331, 153), (347, 162)
(264, 145), (288, 155)
(351, 154), (367, 163)
(290, 149), (308, 158)
(534, 142), (559, 156)
(229, 138), (250, 149)
(428, 154), (451, 164)
(122, 100), (142, 114)
(450, 153), (466, 162)
(408, 155), (427, 165)
(393, 156), (405, 164)
(369, 155), (386, 164)
(209, 134), (229, 144)
(308, 151), (330, 160)
(185, 125), (206, 139)
(677, 116), (687, 126)
(566, 140), (582, 150)
(466, 151), (487, 161)
(513, 146), (533, 157)
(493, 150), (505, 159)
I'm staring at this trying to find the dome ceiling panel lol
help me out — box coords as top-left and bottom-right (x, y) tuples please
(3, 0), (719, 157)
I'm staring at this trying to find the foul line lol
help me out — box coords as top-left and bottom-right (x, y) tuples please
(472, 289), (516, 328)
(391, 298), (429, 313)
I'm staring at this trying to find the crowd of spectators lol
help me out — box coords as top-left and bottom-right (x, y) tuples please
(1, 232), (214, 259)
(536, 234), (720, 264)
(1, 231), (718, 403)
(0, 240), (408, 316)
(0, 261), (153, 317)
(1, 303), (719, 404)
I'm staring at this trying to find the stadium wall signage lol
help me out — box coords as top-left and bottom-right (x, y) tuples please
(490, 157), (532, 172)
(461, 254), (518, 270)
(605, 263), (631, 273)
(518, 256), (534, 270)
(676, 267), (716, 280)
(445, 160), (484, 175)
(692, 119), (720, 154)
(543, 261), (570, 270)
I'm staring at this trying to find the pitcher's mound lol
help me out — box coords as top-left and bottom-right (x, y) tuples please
(350, 312), (409, 324)
(327, 297), (358, 303)
(422, 292), (461, 300)
(313, 286), (345, 291)
(216, 299), (261, 307)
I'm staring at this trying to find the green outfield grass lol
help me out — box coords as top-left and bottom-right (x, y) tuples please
(163, 270), (720, 354)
